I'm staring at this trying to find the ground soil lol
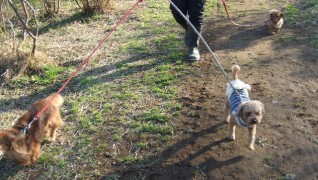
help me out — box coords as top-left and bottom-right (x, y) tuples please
(116, 1), (318, 180)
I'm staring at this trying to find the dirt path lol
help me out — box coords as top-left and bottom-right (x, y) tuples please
(118, 1), (318, 179)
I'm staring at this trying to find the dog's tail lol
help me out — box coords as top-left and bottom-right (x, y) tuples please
(232, 65), (240, 80)
(47, 94), (64, 108)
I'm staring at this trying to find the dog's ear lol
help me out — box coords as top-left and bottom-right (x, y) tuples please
(3, 131), (18, 147)
(236, 103), (245, 119)
(13, 112), (32, 129)
(259, 101), (265, 114)
(270, 13), (274, 20)
(0, 135), (12, 148)
(255, 100), (265, 115)
(34, 121), (45, 142)
(279, 12), (284, 18)
(12, 137), (30, 155)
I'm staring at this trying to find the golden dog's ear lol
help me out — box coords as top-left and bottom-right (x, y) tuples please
(2, 135), (13, 147)
(13, 112), (32, 129)
(279, 12), (284, 18)
(3, 132), (18, 146)
(12, 137), (30, 155)
(34, 121), (45, 142)
(270, 13), (274, 20)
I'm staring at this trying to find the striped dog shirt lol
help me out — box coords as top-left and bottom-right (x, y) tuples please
(229, 89), (250, 113)
(226, 79), (252, 127)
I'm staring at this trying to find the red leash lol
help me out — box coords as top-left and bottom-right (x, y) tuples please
(23, 0), (144, 133)
(220, 0), (265, 27)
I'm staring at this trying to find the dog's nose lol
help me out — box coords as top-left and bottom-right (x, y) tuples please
(251, 119), (257, 124)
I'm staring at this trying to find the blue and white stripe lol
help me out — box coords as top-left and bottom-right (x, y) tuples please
(229, 89), (250, 113)
(226, 79), (252, 127)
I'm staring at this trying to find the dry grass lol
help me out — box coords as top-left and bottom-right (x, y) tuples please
(75, 0), (116, 14)
(0, 41), (56, 83)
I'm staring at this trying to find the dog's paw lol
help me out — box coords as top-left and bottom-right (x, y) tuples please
(227, 135), (235, 141)
(47, 136), (56, 142)
(249, 144), (255, 150)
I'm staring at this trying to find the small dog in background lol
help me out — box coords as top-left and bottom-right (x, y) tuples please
(0, 94), (64, 165)
(224, 65), (265, 150)
(267, 9), (284, 35)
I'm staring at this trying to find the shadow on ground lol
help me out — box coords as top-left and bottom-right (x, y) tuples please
(101, 122), (245, 179)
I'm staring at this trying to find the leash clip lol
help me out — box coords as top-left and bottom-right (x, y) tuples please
(23, 123), (32, 135)
(22, 128), (28, 135)
(23, 117), (38, 135)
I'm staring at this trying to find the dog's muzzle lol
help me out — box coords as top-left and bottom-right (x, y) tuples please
(251, 119), (257, 124)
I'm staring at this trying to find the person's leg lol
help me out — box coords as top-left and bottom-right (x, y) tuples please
(188, 0), (205, 28)
(186, 0), (206, 60)
(170, 0), (188, 30)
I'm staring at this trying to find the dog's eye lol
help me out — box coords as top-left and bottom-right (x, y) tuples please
(255, 112), (260, 116)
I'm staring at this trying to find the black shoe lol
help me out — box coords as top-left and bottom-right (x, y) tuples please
(187, 47), (200, 61)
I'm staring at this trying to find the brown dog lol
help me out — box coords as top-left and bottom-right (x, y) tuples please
(0, 94), (64, 165)
(224, 65), (265, 150)
(267, 9), (284, 35)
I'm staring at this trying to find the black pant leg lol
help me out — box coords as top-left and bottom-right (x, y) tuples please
(170, 0), (188, 29)
(187, 0), (206, 28)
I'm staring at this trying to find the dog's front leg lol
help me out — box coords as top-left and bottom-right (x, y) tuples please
(270, 27), (276, 35)
(228, 120), (236, 140)
(49, 127), (57, 141)
(248, 126), (256, 150)
(224, 98), (231, 123)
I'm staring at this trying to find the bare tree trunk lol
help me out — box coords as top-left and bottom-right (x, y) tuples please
(24, 0), (39, 55)
(8, 20), (16, 53)
(7, 0), (39, 56)
(74, 0), (83, 11)
(20, 0), (29, 40)
(57, 0), (60, 14)
(0, 0), (5, 29)
(52, 0), (55, 13)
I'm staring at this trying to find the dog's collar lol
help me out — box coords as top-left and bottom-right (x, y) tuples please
(233, 113), (253, 128)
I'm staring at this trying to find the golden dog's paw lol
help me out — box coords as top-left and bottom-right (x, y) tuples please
(47, 136), (56, 142)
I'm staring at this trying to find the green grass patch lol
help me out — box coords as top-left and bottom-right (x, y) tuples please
(113, 92), (140, 101)
(38, 146), (67, 168)
(144, 70), (175, 88)
(136, 122), (174, 135)
(314, 40), (318, 49)
(284, 1), (317, 48)
(280, 33), (295, 43)
(102, 103), (114, 113)
(307, 0), (318, 7)
(118, 156), (138, 164)
(137, 108), (171, 123)
(162, 135), (173, 141)
(134, 142), (148, 149)
(12, 65), (66, 85)
(285, 4), (299, 21)
(78, 76), (100, 88)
